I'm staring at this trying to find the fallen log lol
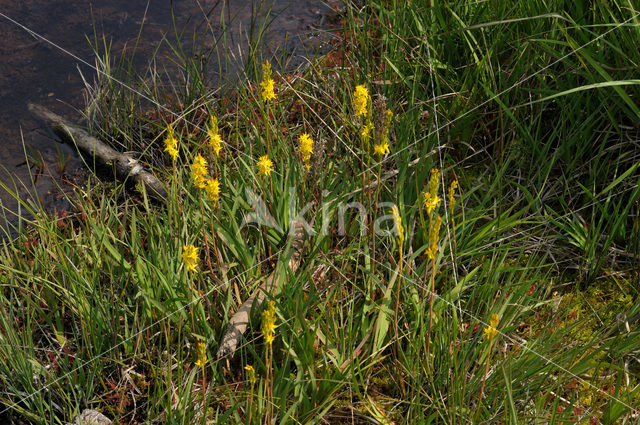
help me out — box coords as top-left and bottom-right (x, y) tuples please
(28, 103), (167, 201)
(217, 220), (306, 359)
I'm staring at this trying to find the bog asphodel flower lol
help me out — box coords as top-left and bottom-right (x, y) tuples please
(163, 125), (179, 161)
(205, 178), (220, 205)
(423, 192), (441, 215)
(373, 142), (390, 157)
(208, 115), (223, 156)
(298, 133), (314, 164)
(181, 244), (199, 271)
(195, 341), (207, 368)
(448, 179), (458, 214)
(258, 155), (274, 177)
(391, 205), (404, 249)
(353, 84), (370, 117)
(361, 121), (374, 143)
(191, 154), (208, 189)
(423, 168), (441, 215)
(261, 300), (277, 345)
(381, 109), (393, 145)
(425, 215), (442, 260)
(483, 313), (499, 341)
(245, 364), (256, 386)
(260, 60), (276, 102)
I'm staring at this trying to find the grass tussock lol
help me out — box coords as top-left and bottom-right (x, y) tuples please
(1, 0), (640, 423)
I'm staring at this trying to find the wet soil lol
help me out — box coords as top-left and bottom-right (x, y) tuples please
(0, 0), (337, 237)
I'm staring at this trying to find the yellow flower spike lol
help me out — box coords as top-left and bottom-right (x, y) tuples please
(353, 84), (370, 117)
(381, 109), (393, 145)
(391, 205), (404, 250)
(260, 60), (276, 102)
(205, 178), (220, 205)
(245, 365), (256, 386)
(261, 300), (277, 345)
(425, 215), (442, 260)
(258, 155), (274, 177)
(181, 244), (199, 272)
(190, 154), (208, 189)
(373, 142), (390, 157)
(483, 313), (500, 341)
(298, 133), (314, 164)
(163, 125), (179, 162)
(423, 192), (441, 216)
(208, 115), (223, 157)
(448, 179), (458, 214)
(428, 168), (440, 196)
(360, 120), (374, 143)
(195, 341), (207, 368)
(423, 168), (442, 216)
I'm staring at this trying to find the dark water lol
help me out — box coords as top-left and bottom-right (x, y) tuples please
(0, 0), (336, 236)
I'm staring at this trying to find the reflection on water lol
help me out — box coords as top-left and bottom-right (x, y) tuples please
(0, 0), (335, 237)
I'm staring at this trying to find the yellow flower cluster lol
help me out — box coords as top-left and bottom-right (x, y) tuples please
(298, 133), (314, 166)
(181, 244), (199, 271)
(260, 60), (276, 102)
(195, 341), (207, 368)
(391, 205), (404, 250)
(381, 109), (393, 145)
(163, 125), (179, 161)
(423, 168), (441, 216)
(205, 178), (220, 205)
(261, 300), (277, 345)
(258, 155), (274, 177)
(191, 154), (208, 189)
(353, 84), (370, 117)
(425, 215), (442, 260)
(373, 142), (390, 157)
(448, 179), (458, 215)
(208, 115), (223, 157)
(483, 313), (499, 341)
(244, 364), (256, 386)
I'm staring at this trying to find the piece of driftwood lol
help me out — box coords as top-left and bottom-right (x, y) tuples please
(217, 220), (306, 359)
(28, 103), (167, 200)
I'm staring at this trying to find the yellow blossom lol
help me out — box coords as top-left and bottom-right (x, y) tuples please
(258, 155), (274, 177)
(448, 179), (458, 215)
(205, 178), (220, 205)
(381, 109), (393, 145)
(423, 192), (441, 215)
(353, 84), (370, 117)
(361, 120), (374, 142)
(428, 168), (440, 196)
(261, 300), (277, 345)
(373, 142), (390, 157)
(245, 365), (256, 386)
(195, 341), (207, 368)
(425, 215), (442, 260)
(181, 244), (199, 271)
(423, 168), (441, 216)
(391, 205), (404, 249)
(191, 154), (208, 189)
(163, 125), (179, 161)
(208, 115), (223, 156)
(260, 60), (276, 102)
(298, 133), (314, 163)
(483, 313), (499, 341)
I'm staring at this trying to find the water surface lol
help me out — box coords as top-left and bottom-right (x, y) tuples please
(0, 0), (335, 236)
